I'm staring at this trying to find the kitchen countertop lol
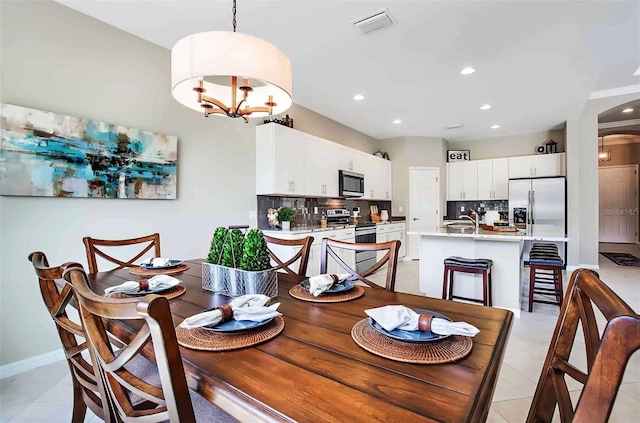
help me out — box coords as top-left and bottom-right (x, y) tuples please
(408, 226), (569, 242)
(261, 224), (356, 235)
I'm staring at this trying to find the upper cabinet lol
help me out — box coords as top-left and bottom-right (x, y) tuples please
(303, 134), (338, 197)
(477, 158), (509, 200)
(446, 161), (478, 201)
(257, 124), (392, 199)
(256, 124), (304, 195)
(508, 153), (565, 179)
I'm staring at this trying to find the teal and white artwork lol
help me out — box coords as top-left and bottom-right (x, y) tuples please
(0, 104), (177, 199)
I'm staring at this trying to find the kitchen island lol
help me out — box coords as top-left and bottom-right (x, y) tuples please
(408, 226), (569, 318)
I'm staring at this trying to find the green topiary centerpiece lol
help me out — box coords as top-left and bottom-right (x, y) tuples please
(240, 229), (271, 271)
(202, 226), (277, 298)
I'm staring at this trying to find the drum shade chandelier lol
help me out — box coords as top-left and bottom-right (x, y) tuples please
(171, 0), (292, 122)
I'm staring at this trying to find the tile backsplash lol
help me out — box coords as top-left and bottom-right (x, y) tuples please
(445, 200), (509, 221)
(257, 196), (392, 229)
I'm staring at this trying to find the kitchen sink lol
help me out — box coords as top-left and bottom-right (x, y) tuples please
(442, 223), (476, 233)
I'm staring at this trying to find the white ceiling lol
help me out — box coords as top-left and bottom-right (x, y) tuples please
(54, 0), (640, 142)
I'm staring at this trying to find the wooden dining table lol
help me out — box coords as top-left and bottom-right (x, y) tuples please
(90, 259), (513, 423)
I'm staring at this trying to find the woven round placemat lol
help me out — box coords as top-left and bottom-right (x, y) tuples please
(106, 285), (186, 300)
(351, 319), (473, 364)
(289, 284), (365, 303)
(129, 263), (189, 276)
(175, 316), (285, 351)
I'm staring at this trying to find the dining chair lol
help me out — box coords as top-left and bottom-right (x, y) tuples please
(28, 251), (106, 423)
(527, 268), (640, 423)
(83, 233), (161, 274)
(62, 265), (236, 423)
(263, 235), (314, 280)
(320, 238), (401, 292)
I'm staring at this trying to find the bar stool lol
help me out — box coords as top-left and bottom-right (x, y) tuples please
(442, 256), (493, 306)
(528, 244), (564, 312)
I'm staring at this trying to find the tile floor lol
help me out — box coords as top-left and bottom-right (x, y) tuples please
(1, 243), (638, 422)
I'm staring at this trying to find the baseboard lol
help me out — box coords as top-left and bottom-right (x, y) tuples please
(0, 349), (65, 380)
(566, 264), (600, 272)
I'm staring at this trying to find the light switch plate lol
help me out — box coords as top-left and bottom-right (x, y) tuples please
(249, 210), (257, 220)
(398, 206), (403, 213)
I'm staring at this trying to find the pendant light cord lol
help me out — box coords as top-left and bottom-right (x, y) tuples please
(232, 0), (237, 32)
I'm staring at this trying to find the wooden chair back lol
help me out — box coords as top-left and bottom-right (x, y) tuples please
(63, 265), (196, 423)
(263, 235), (314, 280)
(320, 239), (401, 292)
(83, 233), (161, 274)
(28, 251), (105, 423)
(527, 268), (640, 423)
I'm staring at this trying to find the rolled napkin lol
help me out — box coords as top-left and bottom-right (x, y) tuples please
(141, 257), (172, 267)
(365, 305), (480, 337)
(104, 275), (180, 295)
(308, 273), (351, 297)
(179, 294), (281, 329)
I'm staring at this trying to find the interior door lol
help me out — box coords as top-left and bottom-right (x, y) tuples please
(409, 167), (440, 260)
(599, 165), (638, 243)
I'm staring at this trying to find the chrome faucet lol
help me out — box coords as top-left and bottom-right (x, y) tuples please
(460, 211), (480, 230)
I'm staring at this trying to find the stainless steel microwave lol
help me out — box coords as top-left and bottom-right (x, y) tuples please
(339, 170), (364, 197)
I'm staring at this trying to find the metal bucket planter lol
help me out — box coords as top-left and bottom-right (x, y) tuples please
(202, 262), (278, 298)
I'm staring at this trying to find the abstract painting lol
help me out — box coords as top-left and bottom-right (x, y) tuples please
(0, 104), (177, 199)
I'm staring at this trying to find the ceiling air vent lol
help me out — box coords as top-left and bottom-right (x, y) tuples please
(445, 124), (464, 130)
(352, 8), (397, 34)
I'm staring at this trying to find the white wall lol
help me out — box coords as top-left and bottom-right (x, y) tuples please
(566, 93), (640, 268)
(0, 0), (377, 366)
(378, 136), (448, 218)
(447, 129), (566, 160)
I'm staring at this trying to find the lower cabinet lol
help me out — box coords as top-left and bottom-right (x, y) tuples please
(376, 223), (406, 262)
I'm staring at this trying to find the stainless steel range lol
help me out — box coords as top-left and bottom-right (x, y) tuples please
(325, 209), (377, 273)
(354, 222), (376, 273)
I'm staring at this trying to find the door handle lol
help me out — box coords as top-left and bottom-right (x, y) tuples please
(413, 218), (419, 220)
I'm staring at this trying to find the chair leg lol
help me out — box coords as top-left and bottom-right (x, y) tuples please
(557, 269), (564, 306)
(442, 266), (449, 300)
(529, 266), (535, 312)
(448, 270), (454, 300)
(71, 377), (88, 423)
(482, 270), (488, 306)
(488, 269), (493, 307)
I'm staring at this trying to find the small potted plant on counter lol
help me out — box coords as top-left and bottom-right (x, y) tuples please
(278, 207), (295, 230)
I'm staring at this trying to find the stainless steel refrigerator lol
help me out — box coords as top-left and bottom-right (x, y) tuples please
(509, 176), (566, 259)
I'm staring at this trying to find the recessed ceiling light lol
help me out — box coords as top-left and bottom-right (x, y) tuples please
(480, 104), (492, 110)
(460, 67), (476, 75)
(622, 108), (633, 113)
(393, 119), (402, 124)
(353, 94), (365, 101)
(491, 124), (500, 129)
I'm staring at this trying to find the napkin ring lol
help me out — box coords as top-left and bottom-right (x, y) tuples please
(138, 279), (150, 291)
(418, 314), (433, 333)
(216, 304), (233, 323)
(330, 274), (339, 284)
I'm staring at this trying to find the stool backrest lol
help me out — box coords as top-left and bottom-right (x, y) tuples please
(527, 269), (640, 423)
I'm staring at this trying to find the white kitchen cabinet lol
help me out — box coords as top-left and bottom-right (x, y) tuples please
(256, 124), (392, 199)
(376, 223), (405, 261)
(446, 161), (478, 201)
(477, 158), (509, 200)
(256, 124), (304, 195)
(508, 153), (565, 179)
(362, 154), (392, 200)
(304, 135), (338, 197)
